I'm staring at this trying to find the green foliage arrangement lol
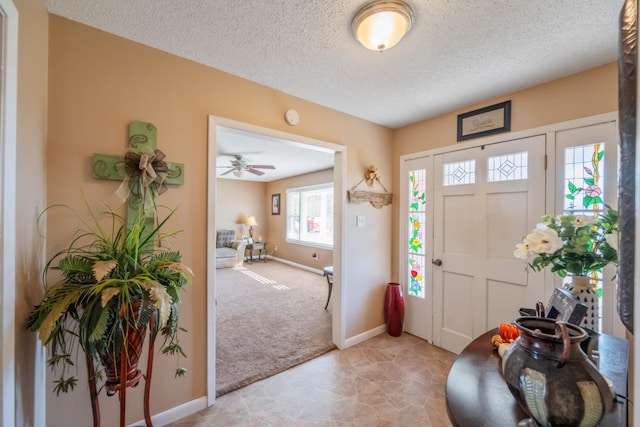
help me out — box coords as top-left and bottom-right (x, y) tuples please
(514, 207), (618, 278)
(27, 207), (192, 395)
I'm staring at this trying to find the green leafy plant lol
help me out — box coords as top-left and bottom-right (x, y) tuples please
(27, 206), (192, 395)
(514, 207), (618, 278)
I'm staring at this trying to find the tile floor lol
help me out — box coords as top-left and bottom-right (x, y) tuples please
(168, 333), (456, 426)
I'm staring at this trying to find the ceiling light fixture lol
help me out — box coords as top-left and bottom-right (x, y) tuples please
(233, 169), (243, 177)
(352, 0), (414, 52)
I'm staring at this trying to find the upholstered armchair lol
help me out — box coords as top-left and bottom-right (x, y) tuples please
(215, 230), (247, 269)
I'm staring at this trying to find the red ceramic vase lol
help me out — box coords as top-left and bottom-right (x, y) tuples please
(384, 282), (405, 337)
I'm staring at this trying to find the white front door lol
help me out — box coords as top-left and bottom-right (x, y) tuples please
(402, 156), (434, 342)
(433, 136), (546, 354)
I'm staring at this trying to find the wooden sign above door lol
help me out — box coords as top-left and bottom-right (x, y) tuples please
(457, 100), (511, 142)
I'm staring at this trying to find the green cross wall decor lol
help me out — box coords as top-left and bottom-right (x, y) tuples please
(92, 121), (184, 227)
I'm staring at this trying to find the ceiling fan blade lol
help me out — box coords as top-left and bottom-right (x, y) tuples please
(247, 165), (275, 169)
(220, 168), (234, 176)
(247, 168), (265, 176)
(218, 151), (261, 158)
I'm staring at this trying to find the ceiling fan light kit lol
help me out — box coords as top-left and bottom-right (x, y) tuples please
(218, 154), (276, 177)
(352, 0), (414, 52)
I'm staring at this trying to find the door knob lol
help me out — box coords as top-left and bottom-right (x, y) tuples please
(432, 259), (442, 266)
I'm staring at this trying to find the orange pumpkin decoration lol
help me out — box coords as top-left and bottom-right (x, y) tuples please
(498, 322), (520, 342)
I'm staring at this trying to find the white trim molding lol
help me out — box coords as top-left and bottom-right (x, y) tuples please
(0, 1), (18, 426)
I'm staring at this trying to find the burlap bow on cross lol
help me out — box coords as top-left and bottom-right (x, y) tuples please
(124, 149), (169, 196)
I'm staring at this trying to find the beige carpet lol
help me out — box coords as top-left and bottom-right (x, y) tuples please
(215, 260), (335, 396)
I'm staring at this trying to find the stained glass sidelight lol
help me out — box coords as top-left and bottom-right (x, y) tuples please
(408, 169), (426, 298)
(565, 143), (606, 213)
(563, 143), (607, 331)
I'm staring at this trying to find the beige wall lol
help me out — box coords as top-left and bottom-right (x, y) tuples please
(266, 168), (334, 269)
(216, 179), (267, 239)
(217, 173), (334, 270)
(46, 15), (392, 425)
(14, 0), (49, 425)
(389, 63), (618, 281)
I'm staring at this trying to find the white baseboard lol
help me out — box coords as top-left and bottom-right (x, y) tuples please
(268, 256), (324, 275)
(344, 324), (387, 348)
(128, 396), (208, 427)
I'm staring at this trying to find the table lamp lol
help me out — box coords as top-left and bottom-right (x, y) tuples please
(246, 216), (257, 239)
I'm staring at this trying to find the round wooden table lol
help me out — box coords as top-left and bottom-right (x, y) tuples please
(445, 328), (627, 427)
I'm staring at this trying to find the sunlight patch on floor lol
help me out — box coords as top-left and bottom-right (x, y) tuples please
(234, 266), (282, 287)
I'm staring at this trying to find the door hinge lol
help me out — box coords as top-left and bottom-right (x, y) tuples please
(544, 154), (547, 170)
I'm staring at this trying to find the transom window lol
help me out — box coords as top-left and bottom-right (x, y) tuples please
(286, 184), (334, 248)
(487, 151), (528, 182)
(443, 160), (475, 186)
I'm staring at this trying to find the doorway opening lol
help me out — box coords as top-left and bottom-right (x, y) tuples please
(206, 115), (347, 405)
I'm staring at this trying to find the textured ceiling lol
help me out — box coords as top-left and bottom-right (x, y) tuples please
(44, 0), (624, 129)
(215, 126), (334, 182)
(44, 0), (625, 180)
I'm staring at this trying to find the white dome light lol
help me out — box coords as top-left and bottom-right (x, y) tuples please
(352, 0), (414, 52)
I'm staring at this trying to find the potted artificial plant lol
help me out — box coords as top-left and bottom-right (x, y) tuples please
(27, 206), (193, 401)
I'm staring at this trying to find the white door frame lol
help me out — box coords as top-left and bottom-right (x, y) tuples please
(400, 111), (620, 344)
(206, 115), (347, 405)
(0, 0), (18, 425)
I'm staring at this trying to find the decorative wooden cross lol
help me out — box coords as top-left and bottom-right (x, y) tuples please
(92, 120), (184, 226)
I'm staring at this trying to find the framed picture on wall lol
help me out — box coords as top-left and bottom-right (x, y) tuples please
(457, 100), (511, 141)
(271, 193), (281, 215)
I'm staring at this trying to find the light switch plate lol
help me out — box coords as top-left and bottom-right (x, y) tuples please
(356, 215), (365, 227)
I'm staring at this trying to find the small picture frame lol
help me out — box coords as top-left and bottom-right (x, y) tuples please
(457, 100), (511, 142)
(271, 193), (281, 215)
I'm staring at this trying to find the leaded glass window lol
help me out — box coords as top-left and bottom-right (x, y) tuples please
(564, 143), (606, 214)
(408, 169), (426, 298)
(443, 160), (475, 186)
(563, 142), (607, 331)
(487, 151), (528, 182)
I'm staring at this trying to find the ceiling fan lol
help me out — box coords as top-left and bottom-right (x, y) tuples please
(217, 154), (275, 177)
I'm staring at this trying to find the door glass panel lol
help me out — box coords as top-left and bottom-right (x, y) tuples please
(487, 151), (528, 182)
(408, 169), (426, 298)
(562, 142), (607, 331)
(443, 160), (475, 186)
(564, 143), (606, 213)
